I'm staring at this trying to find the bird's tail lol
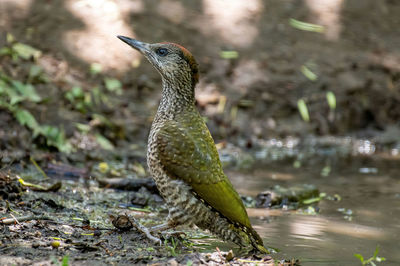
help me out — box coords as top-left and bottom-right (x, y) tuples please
(248, 227), (269, 254)
(234, 224), (268, 254)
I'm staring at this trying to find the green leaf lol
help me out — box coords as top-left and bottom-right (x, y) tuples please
(84, 92), (92, 107)
(71, 86), (84, 98)
(75, 123), (91, 133)
(12, 42), (42, 60)
(376, 257), (386, 262)
(28, 65), (48, 83)
(0, 47), (12, 56)
(297, 99), (310, 122)
(92, 113), (114, 128)
(354, 253), (364, 263)
(40, 125), (72, 153)
(302, 193), (326, 205)
(61, 255), (69, 266)
(6, 33), (15, 43)
(289, 18), (325, 33)
(293, 160), (301, 168)
(65, 91), (74, 102)
(104, 78), (122, 95)
(29, 65), (43, 78)
(5, 85), (25, 105)
(95, 133), (114, 150)
(372, 245), (380, 259)
(321, 165), (331, 177)
(301, 65), (318, 81)
(11, 80), (41, 102)
(128, 206), (151, 213)
(15, 109), (40, 133)
(41, 125), (60, 140)
(302, 197), (320, 205)
(326, 91), (336, 110)
(220, 50), (239, 59)
(90, 63), (103, 75)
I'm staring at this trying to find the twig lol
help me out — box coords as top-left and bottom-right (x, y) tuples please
(1, 214), (52, 225)
(5, 200), (20, 215)
(216, 247), (225, 262)
(9, 213), (21, 225)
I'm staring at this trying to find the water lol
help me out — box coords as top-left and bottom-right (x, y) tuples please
(228, 158), (400, 265)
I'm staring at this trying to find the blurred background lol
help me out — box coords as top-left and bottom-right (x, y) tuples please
(1, 0), (399, 158)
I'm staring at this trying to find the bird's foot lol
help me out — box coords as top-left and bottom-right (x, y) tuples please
(158, 230), (187, 240)
(130, 216), (162, 245)
(149, 222), (189, 246)
(149, 219), (180, 232)
(149, 222), (172, 232)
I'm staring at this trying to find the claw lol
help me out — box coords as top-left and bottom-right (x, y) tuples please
(130, 216), (162, 244)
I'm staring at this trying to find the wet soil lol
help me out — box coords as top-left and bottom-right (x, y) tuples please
(0, 161), (301, 266)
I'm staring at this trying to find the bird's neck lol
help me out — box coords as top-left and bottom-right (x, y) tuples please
(157, 79), (196, 116)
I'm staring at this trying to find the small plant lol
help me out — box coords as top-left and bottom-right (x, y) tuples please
(104, 77), (122, 95)
(64, 84), (117, 113)
(0, 37), (73, 153)
(65, 86), (93, 113)
(164, 237), (179, 257)
(0, 33), (41, 61)
(354, 245), (386, 265)
(0, 71), (72, 152)
(61, 255), (69, 266)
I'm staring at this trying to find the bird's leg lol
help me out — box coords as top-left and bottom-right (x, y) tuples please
(130, 216), (162, 245)
(150, 217), (179, 232)
(149, 223), (173, 232)
(150, 219), (188, 240)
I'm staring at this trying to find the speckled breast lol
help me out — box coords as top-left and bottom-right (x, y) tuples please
(146, 120), (196, 224)
(146, 120), (248, 247)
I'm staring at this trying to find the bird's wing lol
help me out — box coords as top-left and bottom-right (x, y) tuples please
(156, 119), (251, 229)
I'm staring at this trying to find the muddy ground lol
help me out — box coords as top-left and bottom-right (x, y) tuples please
(1, 0), (400, 265)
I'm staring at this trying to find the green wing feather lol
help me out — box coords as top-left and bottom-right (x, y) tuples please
(156, 113), (251, 229)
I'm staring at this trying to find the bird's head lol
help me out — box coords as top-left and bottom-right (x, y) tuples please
(117, 36), (199, 88)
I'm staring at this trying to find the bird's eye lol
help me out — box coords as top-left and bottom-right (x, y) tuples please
(156, 48), (169, 57)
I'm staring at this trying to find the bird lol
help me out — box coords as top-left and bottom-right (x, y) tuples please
(117, 35), (267, 253)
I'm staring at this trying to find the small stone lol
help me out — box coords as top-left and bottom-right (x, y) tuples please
(111, 214), (133, 231)
(167, 258), (178, 266)
(51, 241), (60, 248)
(225, 250), (234, 261)
(93, 229), (102, 237)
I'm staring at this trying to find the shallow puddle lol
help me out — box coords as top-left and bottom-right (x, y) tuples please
(228, 158), (400, 265)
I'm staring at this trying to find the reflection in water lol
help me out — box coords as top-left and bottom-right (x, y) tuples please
(290, 216), (325, 241)
(325, 221), (385, 239)
(354, 139), (376, 155)
(229, 159), (400, 265)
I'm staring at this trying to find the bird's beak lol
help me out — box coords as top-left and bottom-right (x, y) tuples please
(117, 35), (151, 55)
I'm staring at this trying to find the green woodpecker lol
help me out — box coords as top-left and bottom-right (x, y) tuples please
(118, 36), (267, 253)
